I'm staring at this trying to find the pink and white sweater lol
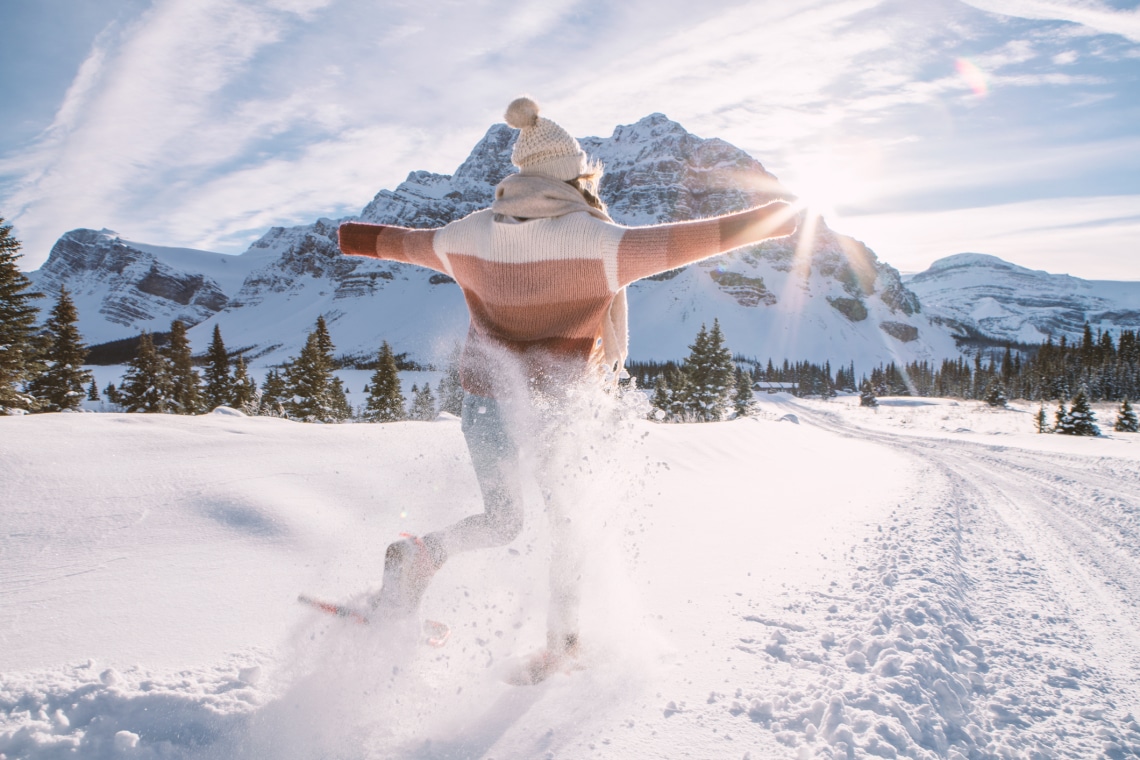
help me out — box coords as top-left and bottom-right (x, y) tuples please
(339, 185), (794, 397)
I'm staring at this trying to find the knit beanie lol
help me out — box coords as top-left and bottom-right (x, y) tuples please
(504, 97), (587, 181)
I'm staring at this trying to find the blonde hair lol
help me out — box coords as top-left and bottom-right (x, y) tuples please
(567, 159), (607, 214)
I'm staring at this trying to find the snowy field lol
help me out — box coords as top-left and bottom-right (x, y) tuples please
(3, 394), (1140, 758)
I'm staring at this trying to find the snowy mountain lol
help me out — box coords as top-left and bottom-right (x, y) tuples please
(30, 115), (962, 369)
(905, 253), (1140, 346)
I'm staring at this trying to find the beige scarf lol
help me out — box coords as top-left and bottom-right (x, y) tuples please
(491, 175), (629, 381)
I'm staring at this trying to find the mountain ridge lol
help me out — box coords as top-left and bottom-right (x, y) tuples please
(28, 113), (1136, 370)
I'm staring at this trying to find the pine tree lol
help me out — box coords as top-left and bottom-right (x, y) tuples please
(164, 320), (202, 414)
(104, 382), (121, 408)
(1054, 400), (1071, 434)
(1067, 387), (1100, 436)
(1035, 404), (1049, 434)
(436, 343), (464, 416)
(202, 324), (234, 410)
(87, 378), (100, 402)
(259, 368), (288, 417)
(363, 341), (406, 422)
(409, 382), (437, 421)
(983, 380), (1008, 408)
(860, 379), (878, 408)
(231, 355), (257, 412)
(26, 286), (91, 412)
(0, 218), (44, 412)
(650, 373), (672, 421)
(1114, 398), (1138, 433)
(680, 320), (735, 421)
(119, 333), (173, 413)
(733, 366), (754, 417)
(283, 322), (349, 422)
(665, 366), (692, 421)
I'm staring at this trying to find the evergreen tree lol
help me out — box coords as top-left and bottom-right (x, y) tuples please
(1114, 398), (1139, 433)
(733, 366), (754, 417)
(259, 368), (288, 417)
(26, 286), (91, 412)
(1069, 390), (1101, 435)
(231, 355), (257, 412)
(650, 373), (672, 421)
(665, 366), (692, 421)
(860, 379), (878, 408)
(0, 218), (44, 412)
(983, 380), (1008, 408)
(1058, 388), (1100, 436)
(409, 382), (437, 421)
(1054, 400), (1071, 434)
(104, 382), (121, 408)
(283, 322), (349, 422)
(87, 378), (100, 402)
(164, 320), (202, 414)
(119, 333), (173, 413)
(363, 341), (406, 422)
(202, 324), (234, 410)
(1035, 404), (1049, 434)
(436, 343), (464, 416)
(680, 320), (735, 421)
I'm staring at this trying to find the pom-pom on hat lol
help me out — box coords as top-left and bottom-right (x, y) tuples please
(504, 97), (587, 181)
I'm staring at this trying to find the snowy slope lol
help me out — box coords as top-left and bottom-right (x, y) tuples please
(4, 404), (1140, 758)
(28, 115), (960, 371)
(906, 253), (1140, 345)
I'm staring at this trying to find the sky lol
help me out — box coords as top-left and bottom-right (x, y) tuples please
(1, 0), (1139, 280)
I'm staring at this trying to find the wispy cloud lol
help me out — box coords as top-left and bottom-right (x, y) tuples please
(960, 0), (1140, 43)
(2, 0), (1138, 282)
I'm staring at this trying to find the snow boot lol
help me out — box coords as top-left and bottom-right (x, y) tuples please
(505, 632), (581, 686)
(369, 533), (446, 617)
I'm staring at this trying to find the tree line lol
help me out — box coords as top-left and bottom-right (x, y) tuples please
(0, 218), (462, 422)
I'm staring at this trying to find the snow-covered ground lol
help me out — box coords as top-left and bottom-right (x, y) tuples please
(3, 394), (1140, 758)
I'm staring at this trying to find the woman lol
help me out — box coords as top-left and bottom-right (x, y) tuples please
(338, 97), (796, 682)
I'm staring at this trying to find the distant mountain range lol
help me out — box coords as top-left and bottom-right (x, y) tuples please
(27, 115), (1140, 371)
(904, 253), (1140, 346)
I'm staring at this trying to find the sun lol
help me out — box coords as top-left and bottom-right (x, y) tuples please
(781, 148), (874, 223)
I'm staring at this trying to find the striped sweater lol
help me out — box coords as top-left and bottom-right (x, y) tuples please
(338, 201), (794, 397)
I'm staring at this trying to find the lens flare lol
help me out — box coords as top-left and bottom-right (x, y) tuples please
(955, 57), (989, 97)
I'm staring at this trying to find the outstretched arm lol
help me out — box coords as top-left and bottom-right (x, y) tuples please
(338, 222), (449, 274)
(616, 201), (797, 286)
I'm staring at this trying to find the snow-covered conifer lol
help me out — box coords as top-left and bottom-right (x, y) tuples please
(860, 379), (878, 408)
(284, 320), (349, 422)
(1035, 404), (1049, 434)
(26, 286), (91, 412)
(363, 341), (406, 422)
(119, 333), (173, 413)
(258, 369), (288, 417)
(409, 383), (437, 421)
(1054, 400), (1071, 434)
(1115, 398), (1139, 433)
(164, 320), (202, 415)
(1057, 388), (1100, 436)
(0, 218), (43, 412)
(203, 325), (234, 411)
(649, 373), (671, 421)
(733, 366), (754, 417)
(436, 343), (464, 416)
(231, 355), (257, 413)
(679, 320), (734, 421)
(984, 381), (1008, 408)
